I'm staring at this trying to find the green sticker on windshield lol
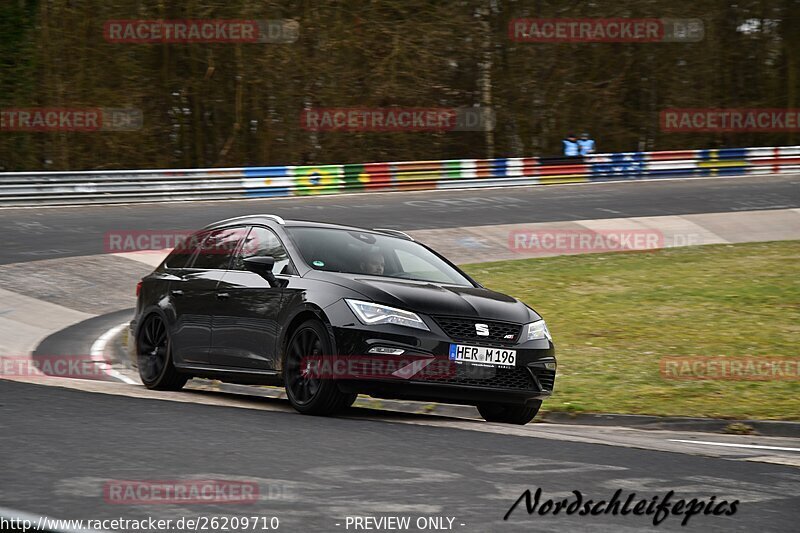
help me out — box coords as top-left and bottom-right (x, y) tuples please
(312, 260), (325, 267)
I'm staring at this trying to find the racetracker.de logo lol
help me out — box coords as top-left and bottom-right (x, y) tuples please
(509, 18), (704, 43)
(300, 107), (495, 132)
(0, 355), (107, 380)
(1, 108), (142, 132)
(104, 228), (259, 254)
(661, 109), (800, 132)
(300, 355), (456, 381)
(104, 19), (299, 44)
(660, 357), (800, 381)
(104, 480), (259, 504)
(509, 229), (664, 256)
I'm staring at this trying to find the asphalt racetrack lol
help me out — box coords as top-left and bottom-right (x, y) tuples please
(1, 174), (797, 264)
(1, 380), (799, 532)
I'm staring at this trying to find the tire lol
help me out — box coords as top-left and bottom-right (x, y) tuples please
(477, 400), (541, 425)
(136, 313), (188, 391)
(284, 319), (357, 415)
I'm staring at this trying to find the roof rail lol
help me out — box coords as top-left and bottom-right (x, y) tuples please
(205, 214), (285, 228)
(373, 228), (414, 241)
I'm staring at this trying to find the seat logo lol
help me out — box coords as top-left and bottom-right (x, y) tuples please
(475, 323), (490, 336)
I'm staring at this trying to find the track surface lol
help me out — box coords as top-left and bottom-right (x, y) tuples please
(1, 175), (798, 264)
(1, 380), (799, 532)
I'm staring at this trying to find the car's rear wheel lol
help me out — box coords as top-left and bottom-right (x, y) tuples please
(477, 400), (541, 425)
(284, 319), (357, 415)
(137, 314), (188, 391)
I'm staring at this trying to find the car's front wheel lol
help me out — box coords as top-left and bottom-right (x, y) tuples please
(477, 400), (541, 425)
(136, 314), (188, 391)
(284, 319), (357, 415)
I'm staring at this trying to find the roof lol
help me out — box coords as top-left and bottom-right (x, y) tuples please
(204, 214), (413, 240)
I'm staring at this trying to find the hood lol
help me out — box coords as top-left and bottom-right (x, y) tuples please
(309, 271), (539, 323)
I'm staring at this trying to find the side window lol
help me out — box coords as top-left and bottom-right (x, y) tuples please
(163, 231), (207, 269)
(231, 226), (294, 275)
(189, 227), (246, 270)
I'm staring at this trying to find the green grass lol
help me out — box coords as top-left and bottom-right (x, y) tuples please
(461, 241), (800, 420)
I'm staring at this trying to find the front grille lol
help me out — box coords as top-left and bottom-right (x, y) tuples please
(531, 369), (556, 391)
(422, 364), (535, 391)
(433, 316), (522, 345)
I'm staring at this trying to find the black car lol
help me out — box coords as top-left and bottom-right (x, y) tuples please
(131, 214), (556, 424)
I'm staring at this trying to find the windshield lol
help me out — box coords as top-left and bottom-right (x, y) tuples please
(286, 227), (473, 287)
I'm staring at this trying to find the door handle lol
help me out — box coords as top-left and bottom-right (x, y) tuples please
(217, 292), (230, 300)
(170, 289), (184, 297)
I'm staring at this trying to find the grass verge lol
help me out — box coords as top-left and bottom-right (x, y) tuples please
(461, 241), (800, 420)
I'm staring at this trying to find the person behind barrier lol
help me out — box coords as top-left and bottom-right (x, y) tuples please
(578, 132), (596, 155)
(562, 133), (580, 157)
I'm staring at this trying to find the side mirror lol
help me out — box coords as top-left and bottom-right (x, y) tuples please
(243, 256), (277, 285)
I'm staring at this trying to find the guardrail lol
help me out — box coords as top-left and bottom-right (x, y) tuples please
(1, 145), (798, 206)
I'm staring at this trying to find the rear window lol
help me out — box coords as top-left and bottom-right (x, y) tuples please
(162, 231), (207, 269)
(190, 227), (247, 270)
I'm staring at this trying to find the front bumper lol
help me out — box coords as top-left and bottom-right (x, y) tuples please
(325, 300), (556, 406)
(337, 375), (552, 406)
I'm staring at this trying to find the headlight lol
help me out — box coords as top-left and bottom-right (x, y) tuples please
(524, 319), (552, 341)
(345, 299), (430, 331)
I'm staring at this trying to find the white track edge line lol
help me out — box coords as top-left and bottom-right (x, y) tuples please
(668, 439), (800, 452)
(89, 322), (137, 385)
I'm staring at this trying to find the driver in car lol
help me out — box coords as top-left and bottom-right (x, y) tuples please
(360, 247), (385, 275)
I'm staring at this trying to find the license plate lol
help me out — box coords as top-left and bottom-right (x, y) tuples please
(449, 344), (516, 367)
